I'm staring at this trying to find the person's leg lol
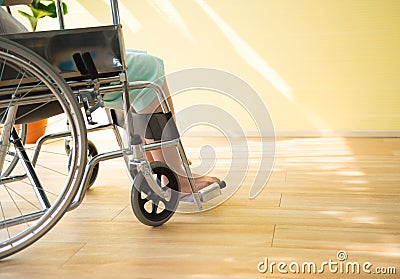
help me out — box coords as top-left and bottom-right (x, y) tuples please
(138, 79), (220, 194)
(103, 50), (221, 194)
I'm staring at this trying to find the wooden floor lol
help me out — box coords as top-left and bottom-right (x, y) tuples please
(0, 137), (399, 278)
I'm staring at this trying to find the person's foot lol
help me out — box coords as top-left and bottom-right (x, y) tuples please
(179, 174), (220, 194)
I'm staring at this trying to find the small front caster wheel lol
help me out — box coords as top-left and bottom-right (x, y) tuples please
(131, 161), (180, 227)
(66, 139), (99, 189)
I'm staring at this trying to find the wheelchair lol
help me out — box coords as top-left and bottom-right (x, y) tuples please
(0, 0), (225, 259)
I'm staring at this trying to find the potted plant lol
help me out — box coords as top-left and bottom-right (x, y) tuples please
(19, 0), (68, 143)
(19, 0), (68, 31)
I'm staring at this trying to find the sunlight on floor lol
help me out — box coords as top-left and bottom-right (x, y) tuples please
(274, 137), (397, 230)
(323, 210), (382, 225)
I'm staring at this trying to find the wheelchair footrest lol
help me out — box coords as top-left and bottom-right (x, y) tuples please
(198, 181), (226, 203)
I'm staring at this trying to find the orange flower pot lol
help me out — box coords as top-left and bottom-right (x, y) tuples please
(26, 119), (48, 144)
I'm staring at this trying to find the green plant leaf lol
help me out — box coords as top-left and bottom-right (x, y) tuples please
(30, 5), (54, 19)
(46, 2), (68, 18)
(62, 3), (68, 14)
(18, 10), (39, 31)
(17, 10), (32, 18)
(30, 0), (41, 9)
(18, 0), (69, 31)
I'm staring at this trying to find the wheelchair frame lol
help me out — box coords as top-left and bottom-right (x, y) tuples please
(0, 0), (225, 259)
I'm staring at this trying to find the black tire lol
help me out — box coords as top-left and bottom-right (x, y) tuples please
(131, 161), (180, 226)
(87, 141), (99, 188)
(66, 140), (99, 189)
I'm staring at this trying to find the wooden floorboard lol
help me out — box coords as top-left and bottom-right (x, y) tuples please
(0, 137), (399, 278)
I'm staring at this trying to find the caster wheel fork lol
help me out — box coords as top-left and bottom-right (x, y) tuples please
(131, 161), (180, 227)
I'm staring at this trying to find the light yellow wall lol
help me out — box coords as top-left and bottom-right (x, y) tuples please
(12, 0), (400, 134)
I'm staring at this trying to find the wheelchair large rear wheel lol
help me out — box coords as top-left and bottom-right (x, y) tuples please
(0, 38), (87, 259)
